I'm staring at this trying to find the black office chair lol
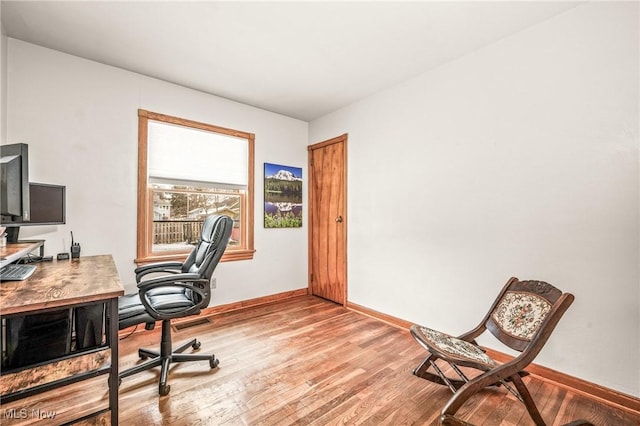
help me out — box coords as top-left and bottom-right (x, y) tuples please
(118, 214), (233, 395)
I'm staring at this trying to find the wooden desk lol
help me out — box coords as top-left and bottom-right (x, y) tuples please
(0, 255), (124, 425)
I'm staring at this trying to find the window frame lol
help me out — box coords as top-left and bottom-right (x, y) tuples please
(136, 109), (255, 265)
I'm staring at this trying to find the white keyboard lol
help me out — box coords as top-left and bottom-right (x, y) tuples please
(0, 264), (37, 281)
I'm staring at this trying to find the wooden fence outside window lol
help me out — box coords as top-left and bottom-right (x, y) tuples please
(153, 221), (203, 245)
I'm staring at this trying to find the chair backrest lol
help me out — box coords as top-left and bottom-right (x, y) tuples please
(180, 215), (233, 310)
(484, 277), (574, 354)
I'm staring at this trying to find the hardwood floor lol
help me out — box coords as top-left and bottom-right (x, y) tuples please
(3, 296), (637, 425)
(115, 296), (638, 425)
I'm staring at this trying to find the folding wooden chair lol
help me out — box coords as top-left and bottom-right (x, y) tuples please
(410, 277), (592, 426)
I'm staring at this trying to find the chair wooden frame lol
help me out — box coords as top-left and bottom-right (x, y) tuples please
(410, 277), (592, 426)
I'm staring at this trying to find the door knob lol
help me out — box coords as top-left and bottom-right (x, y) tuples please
(335, 216), (343, 223)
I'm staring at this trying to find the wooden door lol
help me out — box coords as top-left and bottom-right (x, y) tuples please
(308, 134), (347, 305)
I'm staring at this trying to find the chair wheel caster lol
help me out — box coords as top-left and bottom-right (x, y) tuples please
(192, 340), (201, 350)
(159, 384), (170, 396)
(210, 357), (219, 369)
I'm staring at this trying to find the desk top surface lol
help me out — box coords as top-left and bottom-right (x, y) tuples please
(0, 254), (124, 316)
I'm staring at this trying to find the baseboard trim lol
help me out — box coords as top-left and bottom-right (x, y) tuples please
(346, 301), (640, 415)
(200, 288), (309, 317)
(347, 301), (415, 329)
(119, 288), (309, 339)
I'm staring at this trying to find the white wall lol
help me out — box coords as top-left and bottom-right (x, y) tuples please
(310, 2), (639, 396)
(5, 39), (309, 303)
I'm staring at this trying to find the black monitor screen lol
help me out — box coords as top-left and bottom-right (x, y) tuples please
(28, 183), (66, 225)
(1, 154), (23, 217)
(1, 143), (29, 220)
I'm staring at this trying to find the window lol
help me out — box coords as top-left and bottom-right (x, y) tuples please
(136, 110), (254, 264)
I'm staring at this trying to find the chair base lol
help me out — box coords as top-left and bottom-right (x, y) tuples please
(441, 414), (595, 426)
(119, 320), (219, 395)
(413, 357), (594, 426)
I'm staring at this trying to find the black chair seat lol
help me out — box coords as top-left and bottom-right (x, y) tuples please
(118, 291), (195, 329)
(118, 293), (151, 328)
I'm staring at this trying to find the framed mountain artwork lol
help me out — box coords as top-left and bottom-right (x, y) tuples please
(264, 163), (302, 228)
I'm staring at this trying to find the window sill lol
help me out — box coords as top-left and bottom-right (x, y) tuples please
(135, 249), (255, 267)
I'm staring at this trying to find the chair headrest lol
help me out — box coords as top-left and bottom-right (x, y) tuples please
(201, 214), (219, 244)
(194, 215), (233, 268)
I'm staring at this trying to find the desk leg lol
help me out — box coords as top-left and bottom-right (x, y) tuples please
(108, 297), (119, 425)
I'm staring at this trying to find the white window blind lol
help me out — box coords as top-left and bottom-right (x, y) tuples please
(148, 120), (248, 189)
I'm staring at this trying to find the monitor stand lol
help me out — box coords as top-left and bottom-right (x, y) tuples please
(5, 227), (20, 243)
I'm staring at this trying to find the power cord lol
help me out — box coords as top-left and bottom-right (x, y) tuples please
(17, 253), (53, 264)
(119, 324), (139, 340)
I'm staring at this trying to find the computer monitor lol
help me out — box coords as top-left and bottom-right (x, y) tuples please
(1, 155), (22, 217)
(1, 143), (30, 221)
(3, 183), (66, 243)
(28, 183), (66, 225)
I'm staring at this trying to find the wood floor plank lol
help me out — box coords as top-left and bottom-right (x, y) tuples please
(5, 295), (637, 425)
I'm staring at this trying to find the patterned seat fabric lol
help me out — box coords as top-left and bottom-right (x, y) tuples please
(413, 325), (497, 369)
(491, 291), (552, 341)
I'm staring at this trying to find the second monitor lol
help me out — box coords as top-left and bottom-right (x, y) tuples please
(3, 182), (66, 243)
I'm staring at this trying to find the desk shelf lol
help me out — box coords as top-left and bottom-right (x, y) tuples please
(0, 375), (109, 425)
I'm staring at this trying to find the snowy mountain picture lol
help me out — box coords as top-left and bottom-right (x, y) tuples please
(269, 169), (302, 181)
(264, 163), (303, 228)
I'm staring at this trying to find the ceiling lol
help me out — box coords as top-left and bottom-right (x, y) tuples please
(2, 1), (581, 121)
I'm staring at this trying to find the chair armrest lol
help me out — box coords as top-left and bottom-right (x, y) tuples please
(135, 261), (184, 282)
(137, 273), (210, 321)
(137, 273), (203, 290)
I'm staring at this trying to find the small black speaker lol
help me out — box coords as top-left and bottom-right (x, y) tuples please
(74, 304), (105, 350)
